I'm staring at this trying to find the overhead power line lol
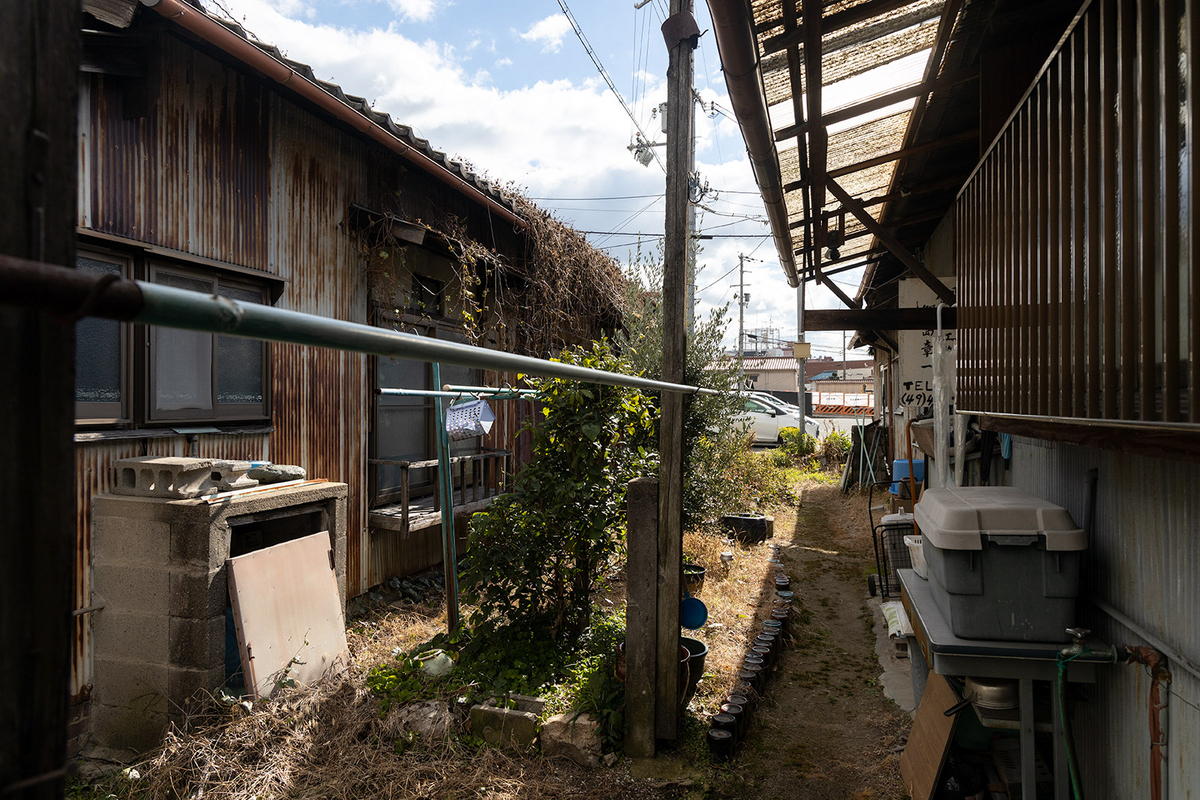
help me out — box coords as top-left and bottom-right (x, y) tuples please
(528, 193), (664, 201)
(576, 230), (772, 238)
(557, 0), (664, 172)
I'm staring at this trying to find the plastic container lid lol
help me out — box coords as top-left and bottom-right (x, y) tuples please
(914, 487), (1086, 552)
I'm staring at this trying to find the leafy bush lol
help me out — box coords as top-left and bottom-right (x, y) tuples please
(779, 426), (818, 458)
(822, 430), (852, 464)
(460, 340), (656, 649)
(727, 449), (798, 508)
(541, 610), (627, 750)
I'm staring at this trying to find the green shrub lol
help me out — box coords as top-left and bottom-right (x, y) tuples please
(779, 426), (818, 460)
(461, 339), (656, 649)
(822, 430), (852, 464)
(727, 449), (798, 508)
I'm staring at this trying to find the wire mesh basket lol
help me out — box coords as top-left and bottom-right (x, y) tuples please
(867, 482), (914, 599)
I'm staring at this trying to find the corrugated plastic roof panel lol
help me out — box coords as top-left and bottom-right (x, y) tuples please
(748, 0), (952, 280)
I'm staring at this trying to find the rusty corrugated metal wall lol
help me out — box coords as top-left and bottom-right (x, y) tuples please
(1010, 437), (1199, 799)
(87, 35), (270, 267)
(267, 91), (371, 598)
(73, 24), (540, 704)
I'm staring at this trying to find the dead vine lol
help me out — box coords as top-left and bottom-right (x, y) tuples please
(353, 185), (626, 356)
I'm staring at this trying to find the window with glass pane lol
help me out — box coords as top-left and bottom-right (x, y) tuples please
(75, 253), (126, 421)
(217, 284), (266, 408)
(440, 331), (483, 461)
(150, 266), (268, 421)
(375, 354), (432, 502)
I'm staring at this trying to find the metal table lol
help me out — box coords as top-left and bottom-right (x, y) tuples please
(899, 569), (1112, 800)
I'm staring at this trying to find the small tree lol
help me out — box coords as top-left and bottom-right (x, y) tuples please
(460, 340), (656, 645)
(612, 250), (747, 529)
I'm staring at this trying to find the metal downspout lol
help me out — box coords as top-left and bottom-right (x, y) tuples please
(708, 0), (799, 287)
(139, 0), (524, 229)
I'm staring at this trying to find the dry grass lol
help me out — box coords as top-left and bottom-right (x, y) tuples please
(114, 677), (663, 799)
(91, 592), (675, 800)
(84, 492), (831, 799)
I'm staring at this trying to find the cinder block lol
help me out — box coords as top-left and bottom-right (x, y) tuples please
(469, 704), (539, 751)
(67, 700), (91, 758)
(94, 563), (169, 618)
(168, 512), (227, 569)
(91, 514), (171, 567)
(92, 658), (168, 715)
(91, 701), (168, 757)
(94, 610), (169, 664)
(92, 494), (175, 521)
(111, 456), (221, 499)
(169, 568), (226, 619)
(168, 615), (226, 671)
(167, 665), (226, 710)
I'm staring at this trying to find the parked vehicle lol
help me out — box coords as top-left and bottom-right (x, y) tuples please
(747, 392), (820, 438)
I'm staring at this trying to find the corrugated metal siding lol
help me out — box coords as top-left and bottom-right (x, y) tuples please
(87, 35), (271, 268)
(72, 433), (270, 698)
(72, 26), (538, 708)
(268, 93), (370, 599)
(1011, 437), (1200, 799)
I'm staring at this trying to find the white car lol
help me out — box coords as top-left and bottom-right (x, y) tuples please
(738, 396), (785, 443)
(747, 392), (820, 438)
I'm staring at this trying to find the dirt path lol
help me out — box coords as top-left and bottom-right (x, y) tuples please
(707, 481), (912, 799)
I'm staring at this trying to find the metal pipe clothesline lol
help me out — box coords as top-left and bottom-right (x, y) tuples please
(377, 388), (528, 400)
(0, 257), (722, 397)
(442, 384), (538, 396)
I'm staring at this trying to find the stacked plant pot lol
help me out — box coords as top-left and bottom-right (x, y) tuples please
(708, 542), (797, 760)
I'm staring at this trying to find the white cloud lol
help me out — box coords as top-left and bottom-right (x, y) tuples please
(519, 14), (572, 53)
(213, 1), (656, 197)
(384, 0), (437, 23)
(200, 1), (862, 355)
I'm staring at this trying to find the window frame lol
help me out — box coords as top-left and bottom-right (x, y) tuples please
(369, 309), (482, 508)
(145, 262), (271, 424)
(75, 247), (132, 426)
(72, 239), (275, 430)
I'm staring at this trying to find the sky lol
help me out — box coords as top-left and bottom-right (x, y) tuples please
(205, 0), (869, 364)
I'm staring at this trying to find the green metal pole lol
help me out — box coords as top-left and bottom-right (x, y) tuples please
(431, 363), (460, 633)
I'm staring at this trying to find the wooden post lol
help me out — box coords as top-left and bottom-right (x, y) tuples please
(657, 0), (695, 741)
(0, 2), (79, 797)
(624, 477), (659, 758)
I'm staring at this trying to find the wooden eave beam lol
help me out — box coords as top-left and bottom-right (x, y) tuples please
(773, 67), (980, 142)
(783, 128), (979, 192)
(789, 191), (959, 231)
(827, 175), (955, 305)
(782, 0), (812, 279)
(800, 0), (856, 310)
(803, 306), (957, 331)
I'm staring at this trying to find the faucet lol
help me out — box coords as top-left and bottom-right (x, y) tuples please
(1060, 627), (1092, 659)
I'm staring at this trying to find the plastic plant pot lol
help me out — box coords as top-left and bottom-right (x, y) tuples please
(707, 728), (735, 761)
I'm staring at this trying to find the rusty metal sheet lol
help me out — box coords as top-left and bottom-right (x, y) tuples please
(88, 36), (271, 268)
(1011, 437), (1200, 796)
(227, 531), (348, 700)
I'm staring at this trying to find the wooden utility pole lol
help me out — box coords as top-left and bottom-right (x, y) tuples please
(657, 0), (697, 741)
(0, 2), (80, 797)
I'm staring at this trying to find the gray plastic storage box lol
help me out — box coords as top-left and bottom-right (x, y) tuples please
(914, 487), (1086, 642)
